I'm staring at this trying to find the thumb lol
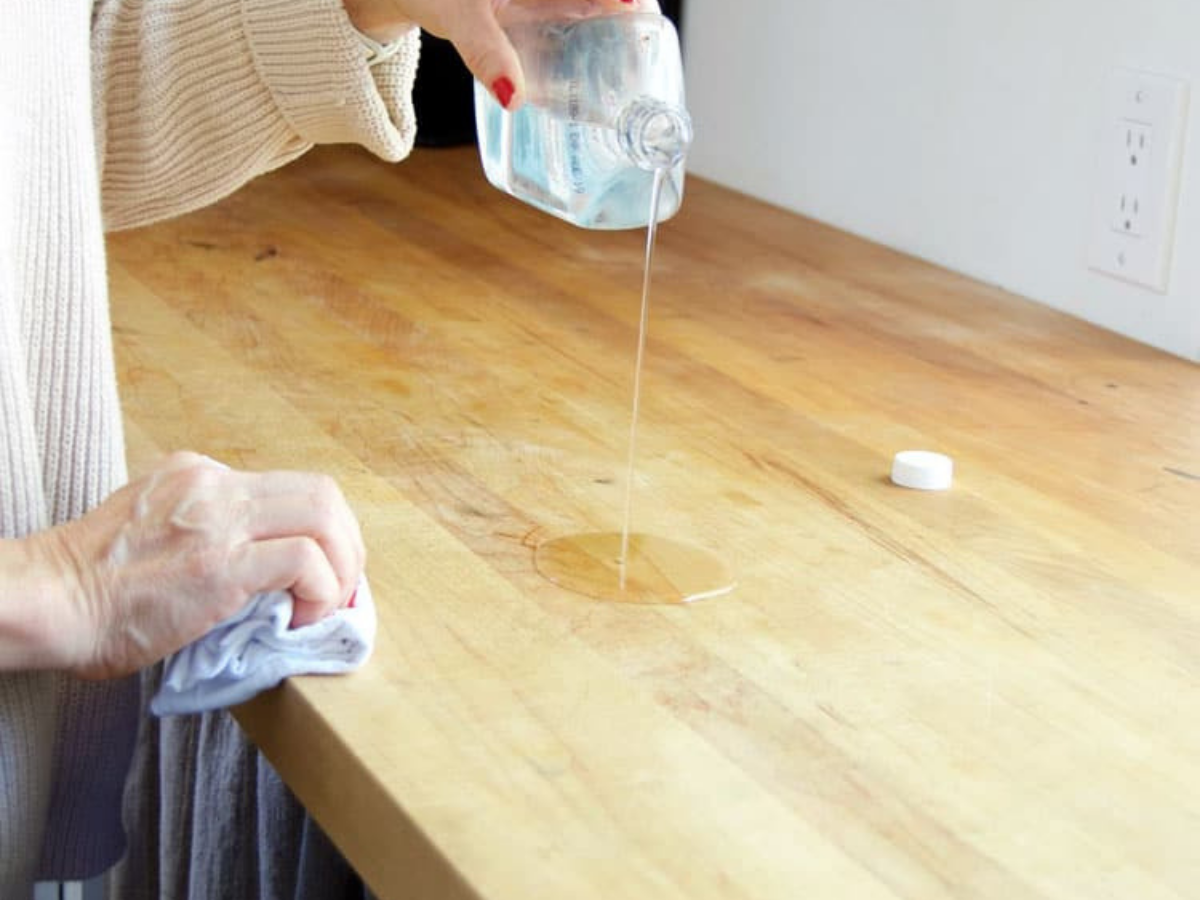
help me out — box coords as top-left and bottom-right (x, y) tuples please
(450, 14), (525, 111)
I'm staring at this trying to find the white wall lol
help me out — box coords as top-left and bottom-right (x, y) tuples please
(682, 0), (1200, 362)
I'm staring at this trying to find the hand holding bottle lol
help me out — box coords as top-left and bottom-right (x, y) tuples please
(342, 0), (657, 111)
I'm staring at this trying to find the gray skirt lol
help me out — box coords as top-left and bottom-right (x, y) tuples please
(105, 666), (373, 900)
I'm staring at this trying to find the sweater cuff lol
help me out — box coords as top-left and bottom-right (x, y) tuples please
(241, 0), (420, 162)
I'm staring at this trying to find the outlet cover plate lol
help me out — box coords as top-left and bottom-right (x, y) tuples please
(1088, 68), (1189, 293)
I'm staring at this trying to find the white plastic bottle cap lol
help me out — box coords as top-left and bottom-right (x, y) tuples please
(891, 451), (953, 491)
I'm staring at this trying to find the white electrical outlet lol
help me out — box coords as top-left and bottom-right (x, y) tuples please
(1111, 121), (1152, 236)
(1088, 68), (1189, 293)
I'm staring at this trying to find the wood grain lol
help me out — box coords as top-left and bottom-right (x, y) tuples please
(107, 145), (1200, 900)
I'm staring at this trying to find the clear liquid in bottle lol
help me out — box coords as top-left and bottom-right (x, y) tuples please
(475, 13), (692, 230)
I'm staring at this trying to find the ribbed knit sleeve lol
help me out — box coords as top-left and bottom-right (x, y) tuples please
(92, 0), (420, 232)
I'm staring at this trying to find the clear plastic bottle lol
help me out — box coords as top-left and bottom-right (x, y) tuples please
(474, 12), (692, 230)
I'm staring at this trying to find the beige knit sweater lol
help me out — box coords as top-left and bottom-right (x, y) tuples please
(0, 0), (418, 892)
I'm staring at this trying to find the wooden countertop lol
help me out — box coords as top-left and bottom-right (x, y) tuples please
(107, 145), (1200, 900)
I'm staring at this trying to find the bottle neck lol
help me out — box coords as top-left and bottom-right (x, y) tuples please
(617, 99), (693, 171)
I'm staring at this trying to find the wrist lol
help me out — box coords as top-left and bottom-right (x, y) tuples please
(0, 532), (80, 671)
(342, 0), (413, 44)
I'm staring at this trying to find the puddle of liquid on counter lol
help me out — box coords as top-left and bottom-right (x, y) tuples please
(535, 531), (735, 605)
(535, 169), (735, 605)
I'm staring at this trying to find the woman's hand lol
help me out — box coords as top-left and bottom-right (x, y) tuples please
(14, 452), (364, 680)
(343, 0), (654, 110)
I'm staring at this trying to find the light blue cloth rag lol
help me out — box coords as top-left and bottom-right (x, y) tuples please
(150, 578), (376, 717)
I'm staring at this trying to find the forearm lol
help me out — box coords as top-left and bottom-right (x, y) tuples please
(0, 535), (72, 672)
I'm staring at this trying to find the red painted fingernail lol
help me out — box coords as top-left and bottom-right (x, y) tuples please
(492, 76), (515, 110)
(347, 589), (358, 609)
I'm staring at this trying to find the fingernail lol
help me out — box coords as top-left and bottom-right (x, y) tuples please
(347, 589), (358, 609)
(492, 76), (515, 110)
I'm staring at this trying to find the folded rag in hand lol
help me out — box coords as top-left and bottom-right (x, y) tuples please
(150, 578), (376, 717)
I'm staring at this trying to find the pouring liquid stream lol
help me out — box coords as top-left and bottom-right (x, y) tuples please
(535, 168), (735, 605)
(616, 167), (666, 590)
